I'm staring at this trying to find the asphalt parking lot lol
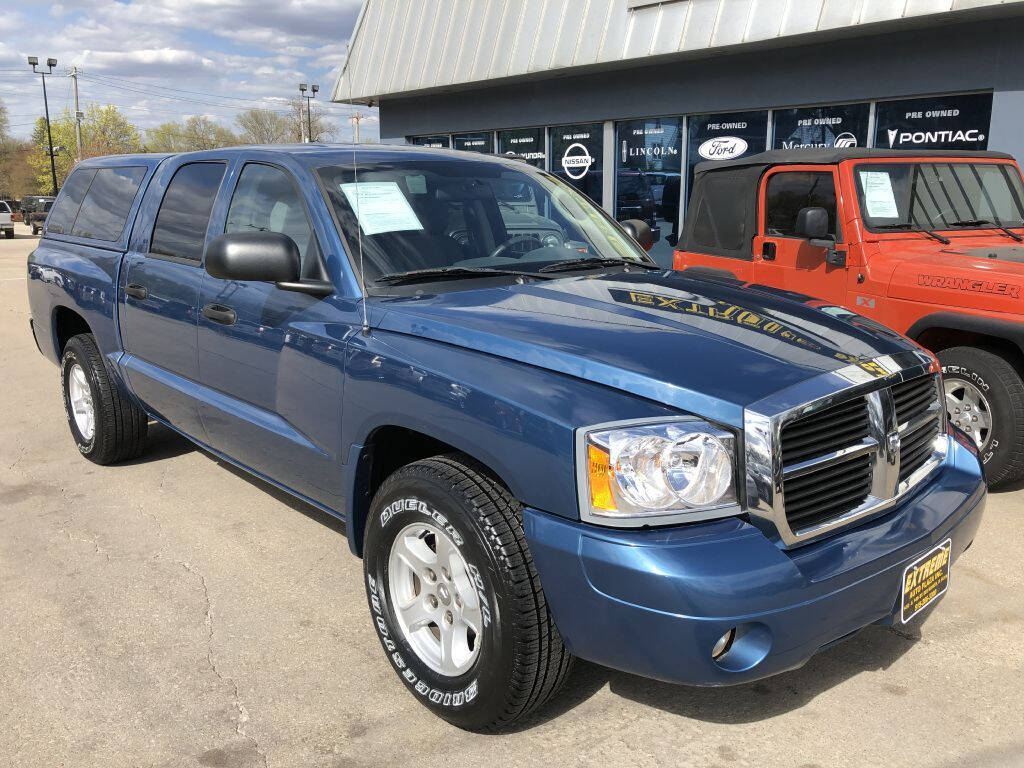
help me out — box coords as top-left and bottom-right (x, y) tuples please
(1, 226), (1023, 768)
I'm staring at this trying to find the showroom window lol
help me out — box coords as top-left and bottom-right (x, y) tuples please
(686, 111), (768, 195)
(615, 116), (683, 267)
(874, 92), (993, 151)
(498, 127), (545, 168)
(452, 132), (493, 153)
(549, 122), (604, 206)
(410, 135), (451, 148)
(773, 103), (869, 151)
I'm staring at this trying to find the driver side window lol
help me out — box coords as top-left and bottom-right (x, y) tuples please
(764, 171), (839, 239)
(226, 163), (321, 277)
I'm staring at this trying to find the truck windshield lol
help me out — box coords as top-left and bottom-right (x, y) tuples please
(316, 158), (651, 286)
(854, 162), (1024, 233)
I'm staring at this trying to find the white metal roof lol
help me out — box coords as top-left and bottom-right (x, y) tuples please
(332, 0), (1024, 104)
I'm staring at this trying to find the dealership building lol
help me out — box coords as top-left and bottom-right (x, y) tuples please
(333, 0), (1024, 264)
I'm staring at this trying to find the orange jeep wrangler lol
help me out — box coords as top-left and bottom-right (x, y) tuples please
(673, 148), (1024, 485)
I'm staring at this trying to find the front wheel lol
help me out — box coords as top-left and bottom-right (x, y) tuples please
(939, 346), (1024, 485)
(363, 455), (572, 731)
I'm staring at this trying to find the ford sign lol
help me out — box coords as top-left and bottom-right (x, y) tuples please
(697, 136), (748, 160)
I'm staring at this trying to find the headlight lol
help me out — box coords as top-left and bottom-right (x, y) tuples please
(541, 233), (561, 248)
(578, 419), (739, 527)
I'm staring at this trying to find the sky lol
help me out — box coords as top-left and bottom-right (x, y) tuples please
(0, 0), (379, 142)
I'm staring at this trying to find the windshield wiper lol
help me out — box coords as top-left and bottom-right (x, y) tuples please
(374, 266), (551, 285)
(538, 257), (661, 273)
(948, 219), (1024, 242)
(874, 222), (951, 245)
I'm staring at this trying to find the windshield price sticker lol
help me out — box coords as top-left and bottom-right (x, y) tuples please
(340, 181), (424, 235)
(859, 171), (900, 219)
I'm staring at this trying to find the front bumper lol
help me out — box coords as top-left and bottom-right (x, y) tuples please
(523, 435), (985, 686)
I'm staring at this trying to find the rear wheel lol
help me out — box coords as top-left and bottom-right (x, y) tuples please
(61, 333), (148, 464)
(363, 455), (572, 731)
(939, 346), (1024, 485)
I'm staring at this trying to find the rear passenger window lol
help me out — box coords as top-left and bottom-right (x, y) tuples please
(150, 162), (226, 261)
(72, 166), (147, 241)
(764, 171), (838, 239)
(45, 169), (96, 235)
(692, 175), (747, 253)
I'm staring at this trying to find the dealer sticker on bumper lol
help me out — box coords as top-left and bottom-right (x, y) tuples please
(901, 539), (952, 624)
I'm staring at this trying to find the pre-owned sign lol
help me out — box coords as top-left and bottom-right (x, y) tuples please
(773, 103), (869, 150)
(874, 93), (992, 150)
(550, 122), (604, 204)
(452, 132), (493, 153)
(498, 128), (545, 168)
(410, 135), (451, 148)
(686, 111), (768, 191)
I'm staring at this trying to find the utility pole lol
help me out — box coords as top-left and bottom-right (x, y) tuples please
(28, 56), (59, 196)
(351, 112), (362, 144)
(70, 66), (83, 162)
(298, 83), (318, 143)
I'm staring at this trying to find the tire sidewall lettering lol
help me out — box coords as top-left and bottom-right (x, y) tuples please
(367, 501), (486, 710)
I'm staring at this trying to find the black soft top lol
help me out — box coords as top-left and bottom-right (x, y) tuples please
(680, 148), (1017, 262)
(694, 147), (1014, 175)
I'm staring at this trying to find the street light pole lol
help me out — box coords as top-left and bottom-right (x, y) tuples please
(298, 83), (319, 143)
(28, 56), (59, 196)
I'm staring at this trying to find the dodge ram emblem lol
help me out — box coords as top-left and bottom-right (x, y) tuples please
(887, 430), (901, 464)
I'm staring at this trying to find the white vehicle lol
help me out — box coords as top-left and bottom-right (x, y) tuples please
(0, 201), (14, 239)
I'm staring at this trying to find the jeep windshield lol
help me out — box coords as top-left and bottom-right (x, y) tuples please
(316, 157), (653, 287)
(854, 161), (1024, 234)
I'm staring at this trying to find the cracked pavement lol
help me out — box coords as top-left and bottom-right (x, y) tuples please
(2, 228), (1024, 767)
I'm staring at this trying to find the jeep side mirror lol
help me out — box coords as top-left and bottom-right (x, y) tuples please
(794, 207), (830, 241)
(620, 218), (654, 251)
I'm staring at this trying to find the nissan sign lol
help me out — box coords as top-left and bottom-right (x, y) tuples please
(561, 142), (594, 179)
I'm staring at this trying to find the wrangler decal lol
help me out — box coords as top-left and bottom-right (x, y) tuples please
(917, 273), (1020, 298)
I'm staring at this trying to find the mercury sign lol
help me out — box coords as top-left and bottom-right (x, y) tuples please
(773, 104), (870, 150)
(874, 93), (992, 150)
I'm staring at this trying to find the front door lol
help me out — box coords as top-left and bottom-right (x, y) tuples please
(120, 160), (227, 439)
(752, 167), (849, 306)
(196, 161), (345, 509)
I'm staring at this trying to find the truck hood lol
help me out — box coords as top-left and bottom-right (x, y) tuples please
(372, 271), (913, 424)
(879, 235), (1024, 313)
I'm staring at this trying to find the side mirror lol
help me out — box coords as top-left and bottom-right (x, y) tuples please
(794, 206), (830, 241)
(620, 218), (655, 251)
(205, 231), (300, 283)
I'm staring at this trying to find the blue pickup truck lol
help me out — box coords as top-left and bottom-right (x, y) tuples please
(27, 145), (986, 731)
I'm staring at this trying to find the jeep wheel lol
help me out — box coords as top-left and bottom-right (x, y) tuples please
(939, 346), (1024, 485)
(363, 455), (572, 731)
(61, 333), (148, 464)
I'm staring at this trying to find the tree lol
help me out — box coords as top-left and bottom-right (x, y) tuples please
(0, 99), (9, 140)
(145, 116), (238, 153)
(28, 104), (142, 189)
(288, 98), (334, 143)
(236, 108), (291, 144)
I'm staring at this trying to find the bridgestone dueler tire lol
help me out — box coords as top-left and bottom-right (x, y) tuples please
(939, 346), (1024, 486)
(363, 455), (573, 731)
(61, 333), (148, 465)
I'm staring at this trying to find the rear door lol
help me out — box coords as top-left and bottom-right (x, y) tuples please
(120, 159), (227, 439)
(752, 166), (849, 305)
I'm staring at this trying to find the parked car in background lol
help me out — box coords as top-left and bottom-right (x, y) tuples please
(28, 200), (53, 236)
(20, 195), (54, 223)
(28, 146), (985, 731)
(0, 201), (14, 238)
(674, 148), (1024, 485)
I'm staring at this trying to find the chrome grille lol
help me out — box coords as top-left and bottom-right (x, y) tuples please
(893, 374), (943, 484)
(744, 351), (948, 548)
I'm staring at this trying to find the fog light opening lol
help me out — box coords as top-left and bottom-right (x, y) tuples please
(711, 628), (736, 660)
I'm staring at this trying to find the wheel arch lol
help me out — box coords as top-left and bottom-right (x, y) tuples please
(51, 305), (93, 359)
(343, 424), (517, 558)
(907, 312), (1024, 378)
